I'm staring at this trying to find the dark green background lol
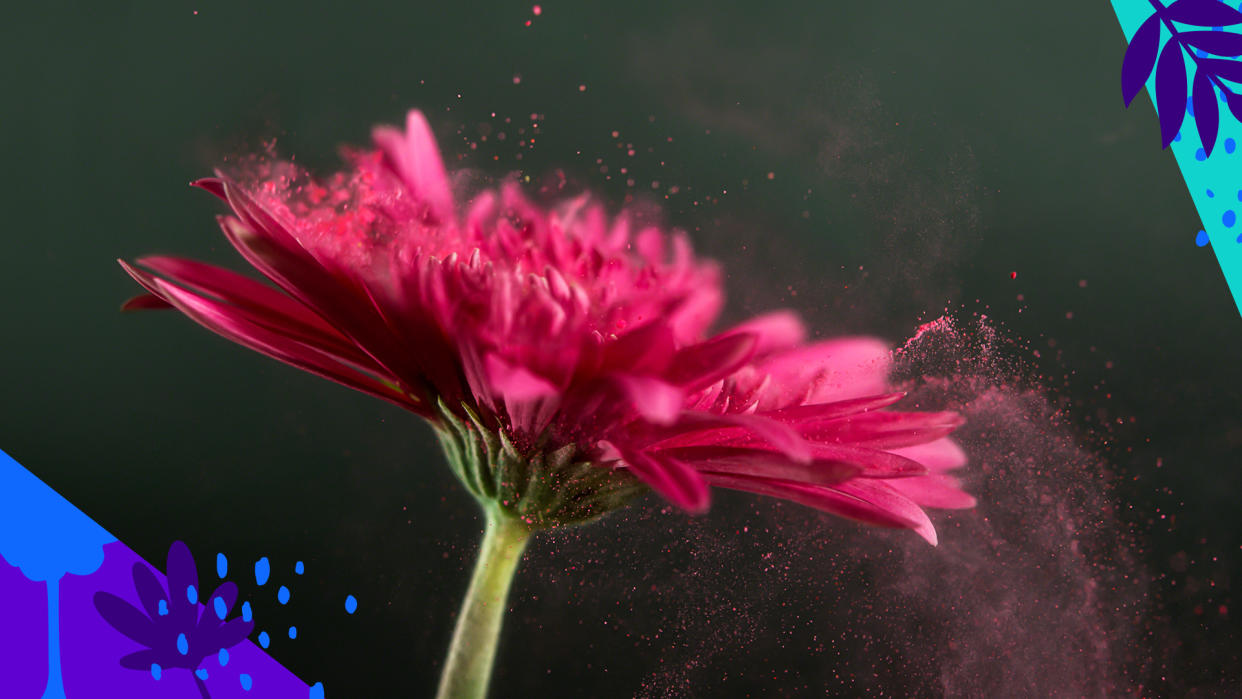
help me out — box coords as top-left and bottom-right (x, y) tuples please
(5, 0), (1241, 695)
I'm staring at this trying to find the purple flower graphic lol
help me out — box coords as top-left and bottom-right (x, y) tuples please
(93, 541), (252, 698)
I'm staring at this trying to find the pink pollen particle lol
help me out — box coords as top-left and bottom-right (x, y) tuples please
(1009, 271), (1018, 280)
(532, 4), (542, 15)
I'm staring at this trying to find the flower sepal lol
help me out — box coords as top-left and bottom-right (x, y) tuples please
(433, 400), (647, 530)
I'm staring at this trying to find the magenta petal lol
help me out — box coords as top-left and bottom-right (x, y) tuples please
(707, 474), (937, 545)
(721, 310), (806, 354)
(614, 375), (685, 425)
(667, 332), (758, 391)
(600, 321), (677, 375)
(759, 393), (907, 424)
(886, 474), (976, 509)
(191, 177), (227, 200)
(147, 277), (422, 412)
(888, 438), (968, 472)
(215, 213), (423, 386)
(120, 293), (172, 311)
(136, 255), (341, 336)
(120, 259), (377, 370)
(372, 110), (454, 221)
(611, 442), (710, 513)
(802, 411), (964, 449)
(657, 446), (861, 486)
(644, 412), (813, 463)
(831, 480), (938, 544)
(485, 354), (559, 401)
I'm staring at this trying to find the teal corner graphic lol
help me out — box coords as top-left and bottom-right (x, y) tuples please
(1112, 0), (1242, 316)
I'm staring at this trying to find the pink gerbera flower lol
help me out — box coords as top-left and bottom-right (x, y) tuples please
(119, 110), (973, 699)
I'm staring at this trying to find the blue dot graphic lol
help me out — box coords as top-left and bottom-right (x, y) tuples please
(289, 625), (298, 639)
(1187, 96), (1195, 117)
(219, 647), (230, 666)
(1227, 138), (1237, 154)
(345, 595), (358, 614)
(1196, 230), (1210, 247)
(242, 601), (253, 622)
(217, 553), (228, 579)
(1208, 189), (1215, 198)
(1237, 189), (1242, 202)
(1225, 210), (1237, 228)
(1174, 132), (1182, 142)
(196, 668), (209, 680)
(295, 561), (305, 575)
(255, 557), (271, 586)
(176, 633), (188, 655)
(158, 599), (168, 616)
(259, 631), (270, 649)
(214, 596), (227, 620)
(240, 674), (253, 691)
(186, 584), (197, 605)
(310, 681), (325, 699)
(278, 585), (291, 605)
(1196, 147), (1207, 161)
(150, 663), (161, 680)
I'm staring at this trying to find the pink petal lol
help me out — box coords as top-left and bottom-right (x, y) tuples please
(485, 354), (559, 401)
(610, 442), (709, 513)
(656, 446), (860, 486)
(888, 438), (968, 472)
(214, 213), (422, 386)
(801, 411), (964, 449)
(614, 375), (685, 425)
(191, 177), (227, 200)
(144, 277), (422, 414)
(721, 310), (806, 354)
(667, 332), (758, 391)
(600, 321), (676, 375)
(120, 293), (171, 311)
(636, 412), (812, 463)
(886, 474), (976, 509)
(707, 474), (937, 545)
(759, 393), (907, 424)
(134, 255), (357, 353)
(372, 110), (454, 221)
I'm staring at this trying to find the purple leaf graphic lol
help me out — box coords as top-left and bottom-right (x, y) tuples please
(1192, 69), (1221, 154)
(1165, 0), (1242, 27)
(1156, 40), (1189, 147)
(1203, 57), (1242, 81)
(1123, 14), (1163, 106)
(1225, 88), (1242, 122)
(1180, 30), (1242, 56)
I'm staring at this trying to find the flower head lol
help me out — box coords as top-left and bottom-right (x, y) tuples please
(93, 540), (252, 673)
(121, 110), (973, 543)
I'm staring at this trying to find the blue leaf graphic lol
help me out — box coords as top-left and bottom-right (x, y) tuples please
(1123, 14), (1163, 106)
(1181, 30), (1242, 56)
(1193, 69), (1220, 154)
(1165, 0), (1242, 27)
(1203, 57), (1242, 81)
(1156, 41), (1189, 147)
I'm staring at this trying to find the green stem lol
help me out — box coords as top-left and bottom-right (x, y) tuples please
(436, 508), (531, 699)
